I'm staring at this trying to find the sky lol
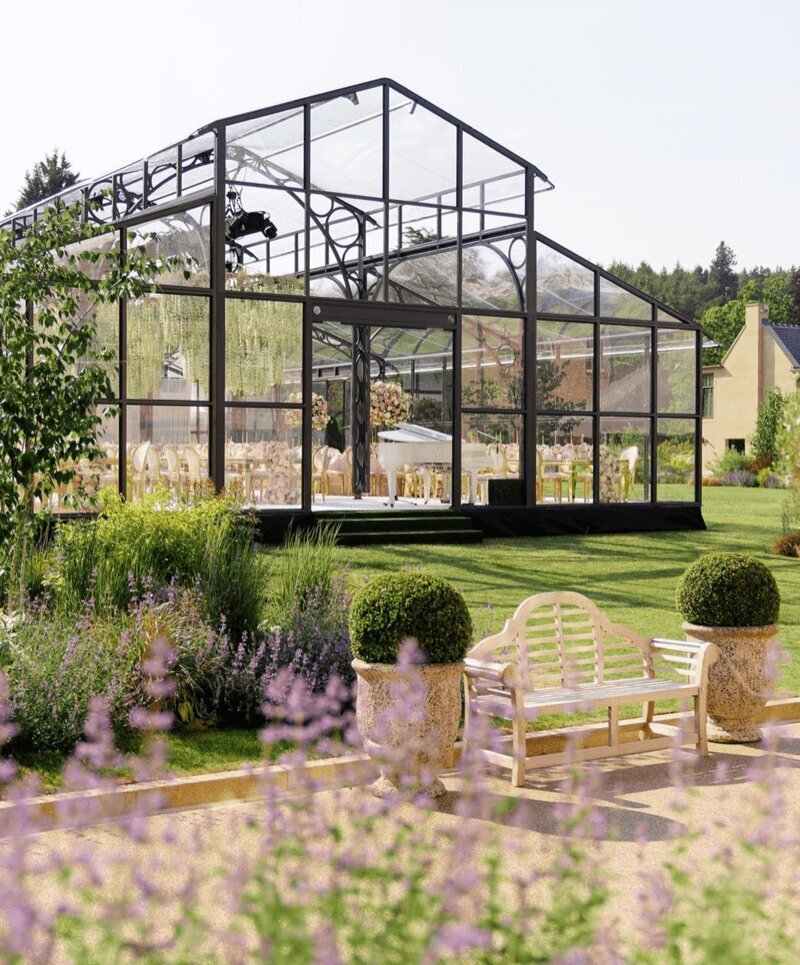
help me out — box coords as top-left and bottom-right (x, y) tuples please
(2, 0), (798, 272)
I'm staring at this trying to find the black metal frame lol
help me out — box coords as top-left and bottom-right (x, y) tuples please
(3, 78), (704, 535)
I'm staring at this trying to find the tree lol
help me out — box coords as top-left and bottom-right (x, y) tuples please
(15, 150), (79, 210)
(708, 241), (738, 303)
(0, 201), (175, 610)
(788, 269), (800, 326)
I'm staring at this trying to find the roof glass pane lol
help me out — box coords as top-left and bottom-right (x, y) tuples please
(463, 236), (525, 313)
(226, 107), (304, 189)
(657, 307), (686, 323)
(536, 243), (594, 315)
(599, 277), (652, 320)
(389, 90), (456, 203)
(180, 133), (215, 195)
(385, 248), (458, 306)
(310, 87), (383, 198)
(146, 145), (179, 207)
(128, 204), (211, 287)
(463, 133), (525, 215)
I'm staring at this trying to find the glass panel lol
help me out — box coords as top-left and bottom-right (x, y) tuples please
(226, 107), (304, 189)
(46, 407), (120, 514)
(657, 418), (695, 502)
(180, 133), (215, 194)
(536, 243), (594, 315)
(311, 87), (383, 198)
(599, 325), (651, 412)
(225, 185), (305, 294)
(126, 405), (210, 501)
(657, 307), (685, 323)
(225, 299), (302, 402)
(462, 238), (524, 312)
(312, 319), (454, 505)
(390, 91), (456, 202)
(127, 294), (210, 401)
(60, 229), (119, 280)
(225, 407), (302, 508)
(461, 413), (523, 506)
(657, 328), (696, 413)
(385, 247), (458, 306)
(599, 276), (652, 320)
(116, 164), (144, 219)
(33, 292), (120, 396)
(598, 417), (650, 503)
(536, 320), (594, 412)
(462, 133), (525, 215)
(536, 421), (594, 504)
(462, 315), (523, 409)
(146, 145), (179, 207)
(128, 205), (211, 286)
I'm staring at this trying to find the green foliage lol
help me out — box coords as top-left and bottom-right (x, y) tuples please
(266, 523), (340, 628)
(4, 589), (221, 751)
(777, 391), (800, 527)
(709, 447), (755, 478)
(751, 390), (785, 465)
(15, 149), (79, 209)
(676, 553), (780, 628)
(0, 199), (172, 610)
(349, 572), (472, 664)
(52, 493), (266, 640)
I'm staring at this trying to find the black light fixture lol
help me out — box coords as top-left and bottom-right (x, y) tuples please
(225, 188), (278, 241)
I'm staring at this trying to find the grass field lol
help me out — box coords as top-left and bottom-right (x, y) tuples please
(333, 488), (800, 693)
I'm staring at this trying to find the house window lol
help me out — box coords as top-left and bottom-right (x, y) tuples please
(702, 372), (714, 418)
(726, 439), (745, 453)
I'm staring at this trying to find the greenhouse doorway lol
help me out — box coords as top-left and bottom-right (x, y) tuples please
(310, 305), (455, 511)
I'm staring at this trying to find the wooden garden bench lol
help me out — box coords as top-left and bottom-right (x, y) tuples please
(463, 591), (718, 786)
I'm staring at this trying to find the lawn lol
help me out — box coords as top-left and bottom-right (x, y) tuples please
(333, 487), (800, 693)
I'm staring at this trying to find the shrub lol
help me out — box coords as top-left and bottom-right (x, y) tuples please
(719, 469), (757, 487)
(757, 468), (783, 488)
(4, 589), (223, 751)
(52, 493), (266, 640)
(750, 388), (785, 466)
(709, 448), (755, 478)
(349, 573), (472, 664)
(676, 553), (780, 628)
(773, 532), (800, 558)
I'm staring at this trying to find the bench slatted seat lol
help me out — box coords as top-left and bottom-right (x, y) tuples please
(463, 591), (718, 786)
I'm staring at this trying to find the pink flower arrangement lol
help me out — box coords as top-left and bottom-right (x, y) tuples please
(370, 379), (409, 430)
(285, 392), (331, 432)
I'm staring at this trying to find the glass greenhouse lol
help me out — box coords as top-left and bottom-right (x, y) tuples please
(3, 79), (704, 536)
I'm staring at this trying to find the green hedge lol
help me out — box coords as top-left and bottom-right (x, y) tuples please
(349, 573), (472, 664)
(676, 553), (780, 628)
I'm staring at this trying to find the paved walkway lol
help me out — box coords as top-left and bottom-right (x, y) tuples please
(7, 722), (800, 956)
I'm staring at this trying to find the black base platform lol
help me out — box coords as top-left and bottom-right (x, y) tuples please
(254, 504), (705, 544)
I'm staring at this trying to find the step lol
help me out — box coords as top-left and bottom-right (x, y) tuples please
(336, 528), (484, 546)
(332, 515), (473, 534)
(314, 509), (455, 521)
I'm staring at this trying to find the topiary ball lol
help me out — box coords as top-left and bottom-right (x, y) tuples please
(349, 573), (472, 665)
(676, 553), (780, 628)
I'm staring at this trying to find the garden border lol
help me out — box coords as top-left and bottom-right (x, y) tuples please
(3, 698), (798, 835)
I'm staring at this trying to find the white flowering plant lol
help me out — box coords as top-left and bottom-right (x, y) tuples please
(285, 392), (331, 432)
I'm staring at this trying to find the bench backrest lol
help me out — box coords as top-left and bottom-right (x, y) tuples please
(468, 591), (652, 691)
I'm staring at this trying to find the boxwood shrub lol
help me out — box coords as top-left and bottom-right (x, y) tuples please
(676, 553), (780, 628)
(349, 573), (472, 664)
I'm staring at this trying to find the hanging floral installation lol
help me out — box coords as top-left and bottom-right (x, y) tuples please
(370, 379), (410, 430)
(225, 299), (302, 400)
(285, 392), (330, 431)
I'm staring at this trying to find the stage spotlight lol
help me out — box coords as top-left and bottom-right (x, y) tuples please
(225, 189), (278, 241)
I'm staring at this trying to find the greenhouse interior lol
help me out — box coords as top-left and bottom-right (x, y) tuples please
(3, 78), (705, 537)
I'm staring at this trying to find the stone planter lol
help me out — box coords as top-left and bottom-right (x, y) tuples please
(683, 622), (779, 742)
(352, 658), (464, 798)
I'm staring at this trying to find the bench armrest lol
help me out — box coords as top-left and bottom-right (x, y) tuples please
(464, 656), (522, 688)
(651, 637), (719, 686)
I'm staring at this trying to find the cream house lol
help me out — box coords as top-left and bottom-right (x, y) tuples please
(702, 302), (800, 472)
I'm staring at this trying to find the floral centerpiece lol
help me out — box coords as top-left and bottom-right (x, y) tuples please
(370, 380), (410, 430)
(285, 392), (331, 432)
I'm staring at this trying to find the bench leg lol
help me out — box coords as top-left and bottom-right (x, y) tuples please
(694, 692), (709, 756)
(511, 713), (526, 787)
(608, 705), (620, 748)
(642, 700), (655, 729)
